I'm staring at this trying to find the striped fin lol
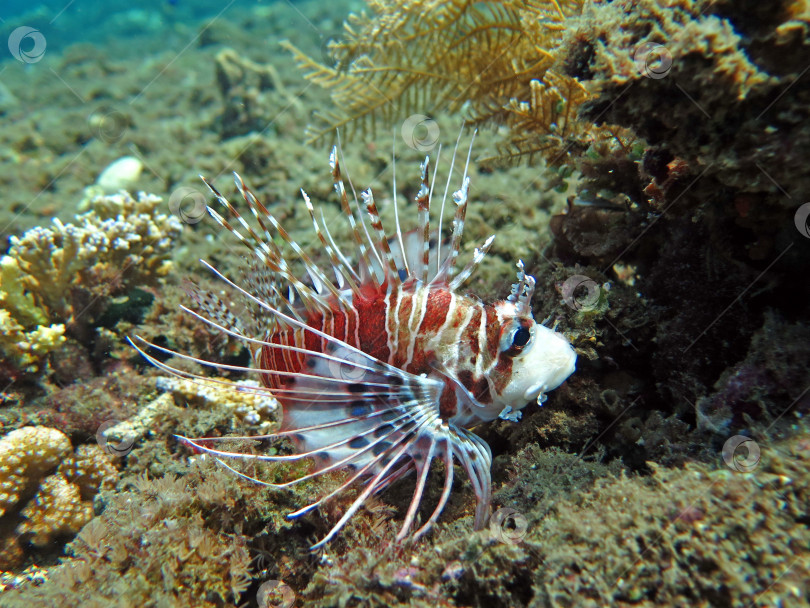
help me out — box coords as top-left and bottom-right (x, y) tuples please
(233, 175), (349, 307)
(362, 188), (401, 281)
(330, 144), (379, 286)
(200, 177), (328, 318)
(507, 260), (536, 316)
(415, 155), (432, 283)
(182, 279), (246, 337)
(431, 175), (471, 285)
(324, 129), (494, 291)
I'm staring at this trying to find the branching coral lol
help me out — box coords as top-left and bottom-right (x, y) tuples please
(7, 191), (182, 322)
(0, 191), (182, 374)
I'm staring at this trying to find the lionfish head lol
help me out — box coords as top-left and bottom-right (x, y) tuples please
(489, 262), (577, 412)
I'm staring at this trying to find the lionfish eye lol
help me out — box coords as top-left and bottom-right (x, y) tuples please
(512, 326), (531, 348)
(500, 319), (533, 357)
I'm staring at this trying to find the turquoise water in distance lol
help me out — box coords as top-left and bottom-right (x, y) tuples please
(1, 1), (296, 56)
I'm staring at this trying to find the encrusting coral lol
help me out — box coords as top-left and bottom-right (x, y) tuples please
(0, 427), (71, 518)
(0, 427), (117, 564)
(153, 376), (280, 431)
(17, 474), (94, 548)
(98, 376), (280, 454)
(564, 0), (810, 206)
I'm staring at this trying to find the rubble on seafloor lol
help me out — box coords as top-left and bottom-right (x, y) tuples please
(99, 376), (280, 450)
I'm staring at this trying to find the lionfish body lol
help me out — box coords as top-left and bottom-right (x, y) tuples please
(133, 137), (576, 549)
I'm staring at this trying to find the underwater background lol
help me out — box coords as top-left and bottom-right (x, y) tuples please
(0, 0), (809, 606)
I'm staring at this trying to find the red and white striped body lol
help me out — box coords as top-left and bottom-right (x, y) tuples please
(132, 134), (577, 549)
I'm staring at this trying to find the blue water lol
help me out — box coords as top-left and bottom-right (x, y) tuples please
(1, 0), (285, 55)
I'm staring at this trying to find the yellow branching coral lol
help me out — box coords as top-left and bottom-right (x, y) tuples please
(0, 310), (65, 372)
(0, 191), (182, 372)
(7, 191), (182, 322)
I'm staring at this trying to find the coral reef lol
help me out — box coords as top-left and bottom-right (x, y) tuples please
(17, 444), (118, 548)
(275, 435), (810, 607)
(7, 191), (181, 323)
(97, 376), (280, 455)
(17, 474), (94, 548)
(0, 427), (117, 569)
(565, 0), (810, 206)
(0, 0), (807, 605)
(0, 452), (310, 607)
(153, 376), (280, 432)
(0, 191), (182, 379)
(0, 427), (71, 518)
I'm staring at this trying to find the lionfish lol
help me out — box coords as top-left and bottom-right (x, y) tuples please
(131, 133), (576, 549)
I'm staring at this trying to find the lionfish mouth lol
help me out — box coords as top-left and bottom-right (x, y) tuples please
(130, 129), (571, 549)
